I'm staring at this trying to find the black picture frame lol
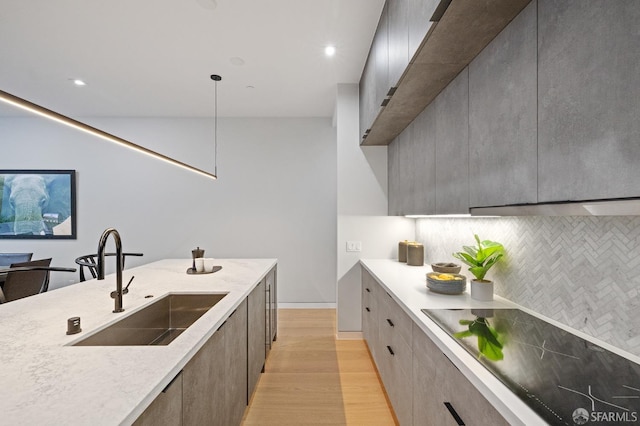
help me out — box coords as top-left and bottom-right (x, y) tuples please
(0, 170), (77, 239)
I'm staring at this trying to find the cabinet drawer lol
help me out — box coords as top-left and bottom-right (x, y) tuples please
(378, 329), (413, 426)
(412, 324), (508, 426)
(379, 290), (412, 348)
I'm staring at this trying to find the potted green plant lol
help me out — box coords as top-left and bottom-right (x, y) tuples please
(452, 234), (504, 301)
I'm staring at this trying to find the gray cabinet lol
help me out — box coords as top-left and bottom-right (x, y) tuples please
(248, 279), (266, 402)
(412, 323), (508, 426)
(361, 268), (379, 361)
(183, 328), (226, 426)
(225, 299), (248, 426)
(468, 1), (537, 208)
(537, 0), (640, 202)
(387, 0), (409, 87)
(377, 290), (413, 426)
(362, 269), (412, 425)
(435, 68), (469, 214)
(374, 2), (390, 111)
(265, 267), (277, 355)
(388, 68), (469, 216)
(359, 49), (377, 141)
(133, 373), (183, 426)
(407, 0), (438, 59)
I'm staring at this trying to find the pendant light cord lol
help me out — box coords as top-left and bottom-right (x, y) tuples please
(211, 74), (222, 177)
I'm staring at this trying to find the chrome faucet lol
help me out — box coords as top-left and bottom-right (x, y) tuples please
(97, 227), (125, 313)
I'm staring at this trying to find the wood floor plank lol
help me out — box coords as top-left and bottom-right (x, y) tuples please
(242, 309), (396, 426)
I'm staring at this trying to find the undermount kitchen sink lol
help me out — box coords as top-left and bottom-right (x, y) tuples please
(73, 293), (228, 346)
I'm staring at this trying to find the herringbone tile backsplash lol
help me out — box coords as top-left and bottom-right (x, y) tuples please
(416, 216), (640, 356)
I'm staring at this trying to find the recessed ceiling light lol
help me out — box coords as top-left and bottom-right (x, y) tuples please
(246, 85), (255, 89)
(324, 45), (336, 57)
(230, 57), (245, 66)
(72, 79), (86, 86)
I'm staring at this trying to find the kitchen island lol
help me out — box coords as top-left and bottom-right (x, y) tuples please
(0, 258), (276, 425)
(361, 259), (640, 426)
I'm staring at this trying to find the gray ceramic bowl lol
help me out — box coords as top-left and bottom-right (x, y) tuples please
(431, 262), (462, 274)
(426, 272), (466, 295)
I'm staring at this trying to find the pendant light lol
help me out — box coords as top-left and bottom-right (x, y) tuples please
(0, 90), (217, 180)
(211, 74), (221, 178)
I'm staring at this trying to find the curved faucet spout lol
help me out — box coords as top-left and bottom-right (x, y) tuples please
(97, 228), (125, 313)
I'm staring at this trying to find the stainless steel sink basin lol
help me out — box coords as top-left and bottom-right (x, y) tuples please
(73, 293), (228, 346)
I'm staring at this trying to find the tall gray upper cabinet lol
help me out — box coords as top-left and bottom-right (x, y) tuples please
(468, 1), (537, 208)
(537, 0), (640, 202)
(359, 0), (439, 142)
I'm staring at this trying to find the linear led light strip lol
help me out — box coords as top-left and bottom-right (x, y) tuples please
(0, 89), (217, 180)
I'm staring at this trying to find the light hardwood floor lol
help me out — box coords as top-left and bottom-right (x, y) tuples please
(242, 309), (397, 425)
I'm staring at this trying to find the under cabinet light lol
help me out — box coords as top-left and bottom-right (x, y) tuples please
(405, 214), (472, 218)
(0, 89), (217, 180)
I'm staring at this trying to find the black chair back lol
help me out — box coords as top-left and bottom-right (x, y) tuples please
(0, 253), (33, 267)
(74, 252), (143, 282)
(1, 258), (52, 303)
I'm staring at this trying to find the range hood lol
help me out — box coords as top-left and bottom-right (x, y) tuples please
(469, 198), (640, 216)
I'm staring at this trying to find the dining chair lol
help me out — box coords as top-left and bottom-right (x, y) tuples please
(74, 252), (143, 282)
(0, 252), (33, 267)
(0, 258), (52, 303)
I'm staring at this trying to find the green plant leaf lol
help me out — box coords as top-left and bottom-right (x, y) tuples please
(469, 266), (486, 281)
(453, 330), (473, 339)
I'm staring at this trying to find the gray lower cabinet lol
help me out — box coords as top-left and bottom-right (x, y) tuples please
(265, 267), (277, 354)
(362, 268), (412, 425)
(248, 279), (266, 402)
(136, 269), (276, 426)
(133, 372), (183, 426)
(362, 269), (508, 425)
(377, 290), (413, 426)
(412, 323), (508, 426)
(225, 299), (248, 426)
(182, 327), (226, 425)
(361, 268), (379, 361)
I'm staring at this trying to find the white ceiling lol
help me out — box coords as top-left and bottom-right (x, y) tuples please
(0, 0), (385, 118)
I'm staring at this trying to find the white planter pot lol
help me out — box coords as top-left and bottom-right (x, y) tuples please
(470, 279), (494, 301)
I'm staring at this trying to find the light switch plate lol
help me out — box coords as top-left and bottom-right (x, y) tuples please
(346, 241), (362, 252)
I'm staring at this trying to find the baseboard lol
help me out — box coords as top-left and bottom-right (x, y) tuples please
(336, 331), (363, 340)
(278, 303), (337, 309)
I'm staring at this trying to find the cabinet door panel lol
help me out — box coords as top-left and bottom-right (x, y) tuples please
(388, 135), (402, 215)
(225, 299), (248, 426)
(374, 3), (390, 109)
(360, 50), (377, 140)
(468, 2), (537, 207)
(183, 328), (225, 426)
(435, 68), (469, 214)
(248, 280), (266, 401)
(538, 0), (640, 202)
(134, 373), (183, 426)
(388, 0), (409, 87)
(401, 105), (436, 215)
(407, 0), (438, 59)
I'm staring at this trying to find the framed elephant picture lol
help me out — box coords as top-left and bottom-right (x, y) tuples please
(0, 170), (76, 239)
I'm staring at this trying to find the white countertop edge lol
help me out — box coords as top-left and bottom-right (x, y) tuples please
(360, 259), (640, 426)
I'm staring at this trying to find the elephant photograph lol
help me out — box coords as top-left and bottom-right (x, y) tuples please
(0, 170), (76, 239)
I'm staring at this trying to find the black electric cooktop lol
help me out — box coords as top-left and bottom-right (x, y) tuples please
(421, 308), (640, 425)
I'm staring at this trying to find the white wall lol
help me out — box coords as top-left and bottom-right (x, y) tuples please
(0, 116), (337, 304)
(336, 83), (414, 333)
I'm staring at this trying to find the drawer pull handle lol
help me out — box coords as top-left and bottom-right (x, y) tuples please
(386, 318), (394, 327)
(386, 345), (394, 356)
(366, 288), (371, 293)
(365, 307), (370, 312)
(444, 402), (465, 425)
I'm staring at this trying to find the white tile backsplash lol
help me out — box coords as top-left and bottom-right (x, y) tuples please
(416, 216), (640, 356)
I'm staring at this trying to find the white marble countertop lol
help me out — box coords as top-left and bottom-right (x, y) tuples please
(360, 259), (640, 426)
(0, 258), (276, 426)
